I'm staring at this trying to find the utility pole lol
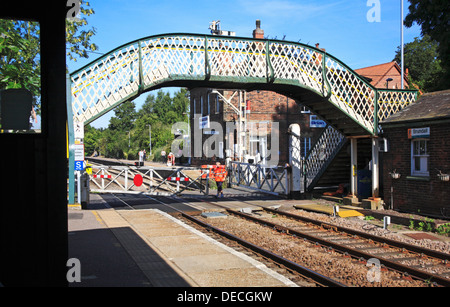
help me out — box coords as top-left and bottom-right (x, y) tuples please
(401, 0), (405, 89)
(147, 124), (152, 156)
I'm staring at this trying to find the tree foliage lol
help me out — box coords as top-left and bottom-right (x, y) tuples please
(84, 89), (190, 161)
(0, 0), (99, 113)
(394, 35), (444, 92)
(66, 1), (99, 62)
(404, 0), (450, 89)
(0, 20), (41, 107)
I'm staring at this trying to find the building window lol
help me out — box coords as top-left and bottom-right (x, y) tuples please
(411, 139), (429, 176)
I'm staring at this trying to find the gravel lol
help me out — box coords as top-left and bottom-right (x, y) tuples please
(200, 214), (432, 287)
(281, 205), (450, 255)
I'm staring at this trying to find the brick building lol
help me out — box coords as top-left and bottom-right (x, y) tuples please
(355, 61), (409, 90)
(189, 88), (325, 166)
(381, 90), (450, 218)
(189, 21), (326, 166)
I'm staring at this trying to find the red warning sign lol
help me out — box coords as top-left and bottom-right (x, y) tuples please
(133, 174), (143, 187)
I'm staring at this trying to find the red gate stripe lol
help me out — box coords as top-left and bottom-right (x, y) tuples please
(167, 177), (190, 181)
(93, 175), (112, 179)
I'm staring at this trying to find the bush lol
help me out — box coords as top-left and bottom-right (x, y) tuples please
(436, 223), (450, 236)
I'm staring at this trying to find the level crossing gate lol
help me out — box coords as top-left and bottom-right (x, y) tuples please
(88, 164), (209, 196)
(67, 33), (418, 203)
(229, 162), (289, 196)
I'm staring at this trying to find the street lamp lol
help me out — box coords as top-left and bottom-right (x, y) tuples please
(386, 78), (393, 89)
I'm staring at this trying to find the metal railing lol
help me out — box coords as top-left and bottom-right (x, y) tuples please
(229, 162), (288, 196)
(304, 125), (346, 191)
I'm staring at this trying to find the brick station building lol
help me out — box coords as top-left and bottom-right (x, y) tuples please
(189, 21), (326, 166)
(381, 90), (450, 218)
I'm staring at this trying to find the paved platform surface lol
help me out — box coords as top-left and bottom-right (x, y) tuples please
(68, 204), (297, 287)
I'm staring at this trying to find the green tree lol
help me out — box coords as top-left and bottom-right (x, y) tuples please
(404, 0), (450, 89)
(394, 35), (444, 92)
(96, 89), (190, 160)
(84, 124), (102, 156)
(66, 0), (99, 62)
(108, 100), (137, 131)
(0, 20), (41, 106)
(0, 0), (98, 113)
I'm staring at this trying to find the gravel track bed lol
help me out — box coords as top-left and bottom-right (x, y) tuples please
(261, 210), (450, 277)
(199, 214), (428, 287)
(282, 208), (450, 255)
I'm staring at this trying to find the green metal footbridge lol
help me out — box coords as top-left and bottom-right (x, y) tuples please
(67, 33), (417, 203)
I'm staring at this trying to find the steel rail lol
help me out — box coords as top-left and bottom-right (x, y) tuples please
(227, 208), (450, 287)
(264, 207), (450, 262)
(138, 194), (347, 287)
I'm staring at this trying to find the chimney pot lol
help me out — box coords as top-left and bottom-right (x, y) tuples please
(253, 19), (264, 39)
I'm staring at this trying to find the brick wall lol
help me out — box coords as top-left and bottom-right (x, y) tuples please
(381, 122), (450, 218)
(189, 88), (325, 165)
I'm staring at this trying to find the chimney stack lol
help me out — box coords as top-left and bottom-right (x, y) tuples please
(253, 19), (264, 39)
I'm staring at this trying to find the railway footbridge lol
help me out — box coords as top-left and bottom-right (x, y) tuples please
(68, 33), (417, 203)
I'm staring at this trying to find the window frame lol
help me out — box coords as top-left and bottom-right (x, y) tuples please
(411, 138), (429, 177)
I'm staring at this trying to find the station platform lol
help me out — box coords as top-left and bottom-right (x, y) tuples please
(68, 203), (298, 287)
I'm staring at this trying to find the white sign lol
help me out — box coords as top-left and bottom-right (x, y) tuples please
(74, 122), (84, 140)
(408, 127), (430, 139)
(203, 130), (219, 135)
(199, 116), (210, 129)
(310, 115), (327, 128)
(73, 144), (85, 161)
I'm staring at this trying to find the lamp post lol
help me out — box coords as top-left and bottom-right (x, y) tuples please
(149, 124), (152, 156)
(386, 78), (393, 89)
(401, 0), (405, 89)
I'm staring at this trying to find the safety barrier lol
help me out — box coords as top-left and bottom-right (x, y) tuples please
(229, 162), (288, 196)
(89, 165), (207, 195)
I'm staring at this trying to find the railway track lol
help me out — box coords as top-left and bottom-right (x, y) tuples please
(194, 197), (450, 287)
(105, 193), (450, 287)
(109, 193), (346, 287)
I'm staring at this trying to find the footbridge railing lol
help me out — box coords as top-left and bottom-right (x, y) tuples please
(69, 33), (417, 135)
(304, 125), (346, 191)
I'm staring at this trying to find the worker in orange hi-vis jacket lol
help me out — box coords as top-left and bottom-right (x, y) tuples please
(212, 161), (227, 198)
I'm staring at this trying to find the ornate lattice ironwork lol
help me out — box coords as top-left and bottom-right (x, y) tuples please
(70, 33), (417, 133)
(377, 90), (417, 122)
(305, 125), (346, 190)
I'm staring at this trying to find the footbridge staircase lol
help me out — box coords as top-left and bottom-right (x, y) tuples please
(68, 33), (418, 199)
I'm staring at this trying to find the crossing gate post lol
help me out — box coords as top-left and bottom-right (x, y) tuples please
(289, 124), (302, 198)
(206, 169), (210, 195)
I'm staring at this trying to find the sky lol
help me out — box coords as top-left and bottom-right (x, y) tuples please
(67, 0), (422, 129)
